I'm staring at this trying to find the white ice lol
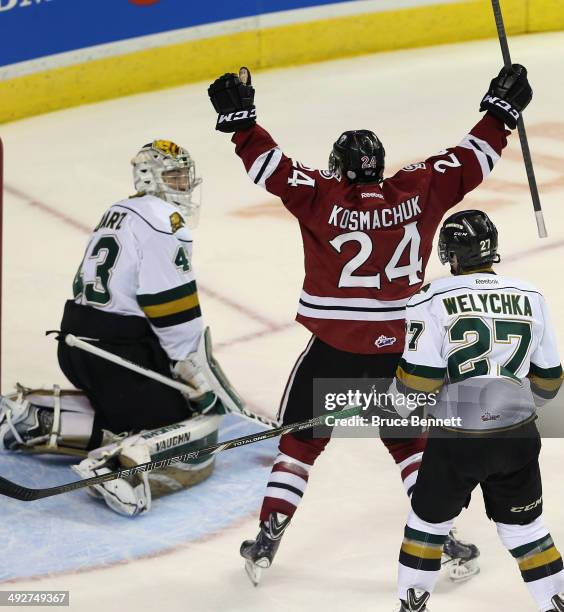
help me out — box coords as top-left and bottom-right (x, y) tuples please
(1, 31), (564, 611)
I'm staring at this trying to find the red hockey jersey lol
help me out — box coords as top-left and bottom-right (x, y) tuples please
(232, 114), (509, 354)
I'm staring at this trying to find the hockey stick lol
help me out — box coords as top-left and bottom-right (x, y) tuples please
(0, 404), (360, 501)
(62, 332), (277, 429)
(490, 0), (547, 238)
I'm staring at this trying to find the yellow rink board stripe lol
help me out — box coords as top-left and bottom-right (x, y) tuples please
(1, 0), (562, 124)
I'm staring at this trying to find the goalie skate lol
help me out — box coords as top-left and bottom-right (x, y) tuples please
(240, 513), (290, 586)
(0, 393), (52, 450)
(442, 528), (480, 582)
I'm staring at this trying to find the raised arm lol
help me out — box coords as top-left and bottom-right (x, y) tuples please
(407, 65), (532, 213)
(208, 68), (320, 221)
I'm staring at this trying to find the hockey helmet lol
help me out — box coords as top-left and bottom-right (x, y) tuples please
(328, 130), (385, 183)
(131, 140), (202, 227)
(438, 209), (500, 273)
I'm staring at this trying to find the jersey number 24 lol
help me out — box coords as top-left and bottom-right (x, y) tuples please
(329, 221), (422, 289)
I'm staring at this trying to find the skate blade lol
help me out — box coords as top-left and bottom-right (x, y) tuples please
(445, 558), (480, 583)
(245, 560), (263, 586)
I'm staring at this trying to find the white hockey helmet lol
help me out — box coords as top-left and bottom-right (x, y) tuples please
(131, 140), (202, 227)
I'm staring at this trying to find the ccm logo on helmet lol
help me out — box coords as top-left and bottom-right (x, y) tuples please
(510, 496), (542, 513)
(218, 109), (257, 124)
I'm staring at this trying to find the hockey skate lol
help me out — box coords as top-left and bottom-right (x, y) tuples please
(442, 528), (480, 582)
(240, 513), (290, 586)
(396, 588), (431, 611)
(0, 393), (53, 450)
(551, 593), (564, 611)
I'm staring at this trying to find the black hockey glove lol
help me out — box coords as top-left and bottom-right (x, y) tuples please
(208, 67), (256, 133)
(480, 64), (532, 129)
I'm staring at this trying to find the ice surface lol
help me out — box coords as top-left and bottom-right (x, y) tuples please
(1, 31), (563, 611)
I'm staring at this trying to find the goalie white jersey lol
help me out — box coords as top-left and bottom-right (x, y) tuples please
(396, 272), (563, 430)
(72, 194), (202, 360)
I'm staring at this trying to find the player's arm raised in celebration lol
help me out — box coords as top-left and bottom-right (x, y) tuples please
(208, 67), (320, 221)
(416, 65), (532, 212)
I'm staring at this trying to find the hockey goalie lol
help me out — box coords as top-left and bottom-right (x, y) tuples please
(0, 140), (241, 516)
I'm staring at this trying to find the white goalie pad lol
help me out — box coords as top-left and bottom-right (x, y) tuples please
(73, 413), (221, 517)
(0, 386), (94, 454)
(72, 456), (152, 517)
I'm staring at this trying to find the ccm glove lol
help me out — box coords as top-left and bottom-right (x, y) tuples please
(480, 64), (532, 129)
(208, 66), (256, 133)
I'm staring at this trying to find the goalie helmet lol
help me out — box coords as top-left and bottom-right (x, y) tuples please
(438, 209), (500, 274)
(131, 140), (203, 227)
(328, 130), (385, 183)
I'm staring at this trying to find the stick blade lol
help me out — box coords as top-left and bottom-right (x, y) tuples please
(0, 475), (40, 501)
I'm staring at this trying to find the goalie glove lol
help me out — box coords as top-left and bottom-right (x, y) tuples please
(208, 67), (256, 133)
(173, 327), (245, 416)
(173, 353), (220, 415)
(480, 64), (532, 129)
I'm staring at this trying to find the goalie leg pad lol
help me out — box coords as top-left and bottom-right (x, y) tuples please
(0, 386), (95, 454)
(73, 414), (222, 516)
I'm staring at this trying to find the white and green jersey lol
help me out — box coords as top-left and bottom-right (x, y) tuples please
(397, 272), (563, 430)
(72, 194), (202, 361)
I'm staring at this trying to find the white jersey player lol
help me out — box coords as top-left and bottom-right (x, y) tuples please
(392, 210), (564, 612)
(0, 141), (240, 517)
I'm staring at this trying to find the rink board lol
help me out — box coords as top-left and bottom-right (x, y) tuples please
(0, 415), (276, 582)
(2, 0), (564, 123)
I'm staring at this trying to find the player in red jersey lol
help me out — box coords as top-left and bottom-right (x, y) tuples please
(208, 65), (532, 585)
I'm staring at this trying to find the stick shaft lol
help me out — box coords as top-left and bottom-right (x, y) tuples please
(0, 405), (360, 501)
(491, 0), (512, 67)
(490, 0), (547, 238)
(64, 334), (275, 428)
(65, 334), (193, 395)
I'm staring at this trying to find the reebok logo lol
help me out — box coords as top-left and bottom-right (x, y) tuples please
(476, 279), (498, 284)
(361, 192), (384, 199)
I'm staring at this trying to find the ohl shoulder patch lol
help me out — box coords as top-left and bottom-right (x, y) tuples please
(170, 212), (185, 233)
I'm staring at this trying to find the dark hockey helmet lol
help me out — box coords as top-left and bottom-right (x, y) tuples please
(328, 130), (385, 183)
(438, 209), (500, 273)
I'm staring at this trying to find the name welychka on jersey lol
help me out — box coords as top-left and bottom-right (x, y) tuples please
(398, 274), (563, 432)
